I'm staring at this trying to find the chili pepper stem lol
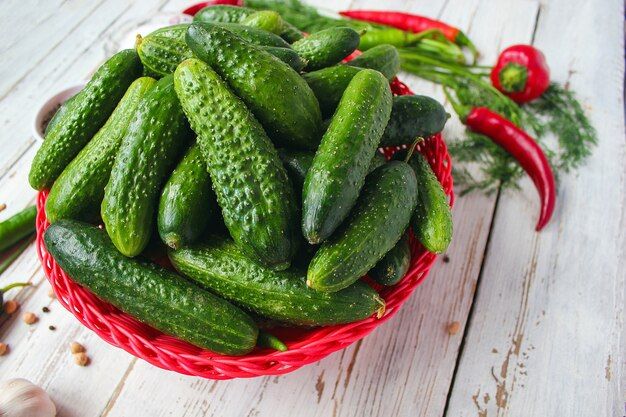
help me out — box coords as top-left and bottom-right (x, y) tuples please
(0, 282), (30, 293)
(404, 137), (425, 162)
(499, 63), (528, 93)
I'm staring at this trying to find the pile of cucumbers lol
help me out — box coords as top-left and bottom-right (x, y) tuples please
(31, 5), (452, 356)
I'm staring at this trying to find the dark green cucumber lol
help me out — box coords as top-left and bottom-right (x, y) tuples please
(187, 23), (321, 149)
(0, 206), (36, 252)
(194, 5), (303, 42)
(46, 77), (156, 224)
(279, 149), (386, 195)
(345, 44), (400, 81)
(174, 58), (299, 270)
(380, 95), (448, 146)
(102, 75), (192, 257)
(262, 46), (307, 71)
(292, 27), (360, 71)
(44, 220), (257, 354)
(395, 151), (452, 253)
(29, 50), (143, 190)
(302, 69), (392, 244)
(368, 233), (411, 286)
(308, 162), (418, 292)
(169, 236), (385, 326)
(136, 23), (290, 77)
(157, 143), (219, 250)
(240, 10), (284, 34)
(302, 65), (360, 118)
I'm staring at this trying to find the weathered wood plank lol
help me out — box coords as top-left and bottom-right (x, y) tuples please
(444, 0), (626, 416)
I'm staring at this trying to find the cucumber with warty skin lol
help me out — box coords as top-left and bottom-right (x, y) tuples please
(0, 206), (36, 252)
(292, 27), (360, 71)
(394, 150), (453, 253)
(186, 22), (322, 150)
(307, 161), (418, 292)
(345, 44), (400, 81)
(380, 95), (449, 146)
(169, 236), (385, 326)
(240, 10), (284, 34)
(262, 46), (307, 72)
(44, 220), (258, 355)
(101, 75), (192, 258)
(302, 65), (361, 118)
(369, 233), (411, 286)
(302, 69), (392, 244)
(45, 77), (156, 224)
(29, 49), (143, 190)
(194, 5), (303, 42)
(174, 58), (299, 270)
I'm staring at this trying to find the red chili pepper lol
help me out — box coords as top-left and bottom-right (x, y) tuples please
(491, 44), (550, 103)
(464, 107), (555, 230)
(339, 10), (477, 57)
(182, 0), (241, 16)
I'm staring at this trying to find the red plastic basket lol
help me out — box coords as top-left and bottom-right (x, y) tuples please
(35, 78), (454, 379)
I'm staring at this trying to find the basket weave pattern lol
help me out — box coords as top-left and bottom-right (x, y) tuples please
(36, 79), (454, 379)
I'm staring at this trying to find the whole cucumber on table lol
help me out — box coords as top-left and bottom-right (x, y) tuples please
(380, 95), (449, 146)
(174, 58), (299, 270)
(194, 5), (303, 42)
(302, 69), (392, 244)
(169, 236), (385, 326)
(44, 220), (258, 355)
(345, 44), (400, 81)
(0, 206), (36, 252)
(45, 77), (156, 224)
(102, 75), (192, 258)
(369, 233), (411, 286)
(186, 22), (322, 150)
(29, 49), (143, 190)
(308, 162), (418, 292)
(395, 150), (453, 253)
(292, 27), (360, 71)
(157, 143), (219, 250)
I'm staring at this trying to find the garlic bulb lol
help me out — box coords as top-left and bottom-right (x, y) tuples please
(0, 378), (56, 417)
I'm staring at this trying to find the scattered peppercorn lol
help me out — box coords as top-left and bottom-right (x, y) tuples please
(442, 255), (450, 263)
(447, 321), (461, 335)
(0, 342), (7, 356)
(73, 352), (89, 366)
(3, 300), (18, 314)
(42, 306), (50, 313)
(48, 325), (56, 331)
(22, 312), (38, 325)
(70, 341), (85, 354)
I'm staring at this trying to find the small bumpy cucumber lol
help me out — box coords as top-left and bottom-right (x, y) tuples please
(194, 5), (303, 42)
(46, 77), (156, 223)
(380, 95), (449, 146)
(398, 151), (453, 253)
(292, 27), (360, 71)
(369, 233), (411, 286)
(240, 10), (283, 34)
(302, 65), (360, 117)
(137, 23), (290, 77)
(308, 162), (418, 292)
(44, 220), (258, 354)
(346, 44), (400, 80)
(174, 58), (299, 270)
(157, 143), (219, 250)
(29, 50), (143, 190)
(302, 69), (392, 244)
(0, 206), (36, 252)
(187, 23), (321, 149)
(262, 46), (307, 72)
(169, 236), (385, 326)
(102, 75), (192, 257)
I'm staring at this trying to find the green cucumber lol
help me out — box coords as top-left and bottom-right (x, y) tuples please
(194, 5), (303, 42)
(395, 150), (453, 253)
(262, 46), (307, 72)
(45, 77), (156, 224)
(101, 75), (192, 257)
(136, 23), (290, 77)
(29, 50), (143, 190)
(174, 58), (299, 270)
(308, 161), (418, 292)
(240, 10), (284, 34)
(302, 65), (360, 118)
(44, 220), (257, 355)
(380, 95), (449, 146)
(292, 27), (360, 71)
(157, 143), (219, 250)
(302, 69), (392, 244)
(0, 206), (36, 252)
(187, 22), (321, 150)
(345, 44), (400, 81)
(369, 233), (411, 286)
(169, 236), (385, 326)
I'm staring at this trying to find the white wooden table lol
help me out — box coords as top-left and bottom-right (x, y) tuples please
(0, 1), (623, 416)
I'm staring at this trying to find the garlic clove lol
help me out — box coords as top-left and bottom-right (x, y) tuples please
(0, 378), (56, 417)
